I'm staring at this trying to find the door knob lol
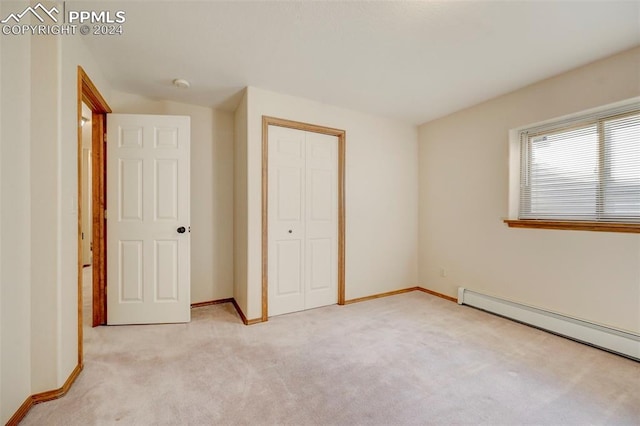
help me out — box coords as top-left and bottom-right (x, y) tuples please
(177, 226), (186, 234)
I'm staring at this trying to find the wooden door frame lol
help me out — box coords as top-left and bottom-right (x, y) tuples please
(77, 66), (111, 365)
(261, 116), (346, 322)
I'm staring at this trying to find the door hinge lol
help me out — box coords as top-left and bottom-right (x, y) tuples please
(104, 210), (108, 219)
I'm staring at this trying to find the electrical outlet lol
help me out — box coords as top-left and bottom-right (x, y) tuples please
(440, 267), (447, 277)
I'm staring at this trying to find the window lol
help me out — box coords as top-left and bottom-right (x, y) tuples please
(506, 100), (640, 233)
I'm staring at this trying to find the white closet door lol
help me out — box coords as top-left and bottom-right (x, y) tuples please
(268, 125), (338, 317)
(304, 131), (338, 309)
(268, 126), (307, 316)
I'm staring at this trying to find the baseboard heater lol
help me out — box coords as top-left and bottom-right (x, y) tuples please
(457, 288), (640, 361)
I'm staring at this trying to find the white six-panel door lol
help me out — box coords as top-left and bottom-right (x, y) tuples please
(107, 114), (190, 325)
(268, 125), (338, 316)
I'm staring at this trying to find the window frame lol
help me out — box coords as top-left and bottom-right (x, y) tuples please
(505, 97), (640, 234)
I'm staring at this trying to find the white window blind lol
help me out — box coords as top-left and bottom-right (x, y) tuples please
(519, 103), (640, 223)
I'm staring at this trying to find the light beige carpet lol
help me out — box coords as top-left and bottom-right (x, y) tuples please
(22, 277), (640, 425)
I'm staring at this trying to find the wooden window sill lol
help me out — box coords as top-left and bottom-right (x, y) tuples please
(503, 220), (640, 234)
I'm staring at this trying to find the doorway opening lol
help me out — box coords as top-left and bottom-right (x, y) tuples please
(77, 66), (111, 365)
(261, 116), (346, 321)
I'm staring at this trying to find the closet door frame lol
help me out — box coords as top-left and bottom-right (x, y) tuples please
(261, 116), (346, 322)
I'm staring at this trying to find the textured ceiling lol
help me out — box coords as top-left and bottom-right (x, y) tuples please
(80, 1), (640, 125)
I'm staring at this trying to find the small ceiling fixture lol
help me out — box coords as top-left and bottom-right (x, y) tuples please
(172, 78), (190, 89)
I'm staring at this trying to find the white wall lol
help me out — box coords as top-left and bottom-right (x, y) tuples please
(30, 33), (61, 393)
(418, 47), (640, 334)
(239, 87), (419, 319)
(81, 147), (92, 265)
(81, 104), (92, 265)
(0, 8), (32, 421)
(109, 91), (235, 303)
